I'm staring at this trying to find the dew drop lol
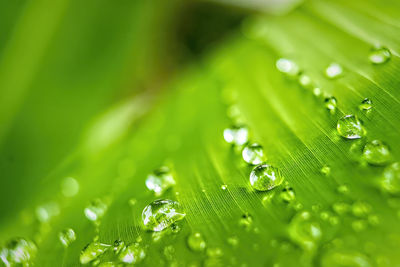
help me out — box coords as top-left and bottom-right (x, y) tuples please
(352, 219), (367, 232)
(362, 140), (391, 166)
(337, 184), (349, 194)
(163, 245), (175, 261)
(142, 199), (186, 232)
(239, 213), (253, 231)
(325, 63), (343, 79)
(61, 177), (79, 197)
(352, 201), (371, 218)
(128, 198), (137, 207)
(84, 198), (108, 222)
(221, 184), (228, 190)
(289, 211), (322, 251)
(242, 143), (266, 165)
(369, 45), (391, 64)
(320, 165), (331, 176)
(118, 243), (146, 264)
(324, 96), (337, 114)
(250, 164), (284, 191)
(320, 249), (373, 267)
(276, 58), (301, 77)
(337, 115), (365, 139)
(59, 228), (76, 247)
(223, 125), (249, 146)
(227, 236), (239, 247)
(80, 242), (111, 264)
(298, 74), (314, 90)
(380, 162), (400, 194)
(313, 87), (322, 97)
(279, 185), (295, 203)
(98, 262), (118, 267)
(332, 202), (350, 215)
(0, 238), (37, 266)
(145, 166), (175, 196)
(187, 232), (206, 252)
(113, 239), (125, 254)
(359, 98), (373, 111)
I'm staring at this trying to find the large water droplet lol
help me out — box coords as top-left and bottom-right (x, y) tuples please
(359, 98), (372, 111)
(59, 228), (76, 247)
(289, 211), (322, 251)
(84, 198), (108, 222)
(187, 232), (206, 252)
(276, 58), (301, 77)
(118, 243), (146, 264)
(145, 167), (175, 196)
(250, 164), (284, 191)
(0, 238), (37, 266)
(369, 46), (391, 64)
(325, 63), (343, 79)
(362, 140), (391, 166)
(223, 125), (249, 146)
(337, 115), (365, 139)
(142, 199), (186, 232)
(79, 242), (111, 264)
(380, 162), (400, 194)
(242, 143), (266, 165)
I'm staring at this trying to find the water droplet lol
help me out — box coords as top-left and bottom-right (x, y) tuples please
(221, 184), (228, 190)
(276, 58), (301, 77)
(319, 211), (330, 221)
(84, 198), (108, 222)
(380, 162), (400, 194)
(325, 63), (343, 79)
(362, 140), (391, 166)
(59, 228), (76, 247)
(359, 98), (373, 111)
(223, 125), (249, 146)
(337, 184), (349, 194)
(0, 238), (37, 266)
(163, 245), (175, 261)
(118, 243), (146, 264)
(324, 96), (337, 114)
(337, 115), (365, 139)
(142, 199), (186, 232)
(128, 198), (137, 207)
(352, 219), (367, 232)
(145, 166), (175, 196)
(332, 202), (350, 215)
(368, 214), (380, 226)
(352, 201), (371, 217)
(289, 211), (322, 251)
(320, 249), (373, 267)
(80, 242), (111, 264)
(61, 177), (79, 197)
(369, 45), (391, 64)
(239, 213), (253, 230)
(187, 232), (206, 252)
(250, 164), (284, 191)
(98, 262), (118, 267)
(313, 87), (322, 97)
(113, 239), (125, 254)
(227, 236), (239, 247)
(320, 165), (331, 176)
(170, 222), (182, 234)
(35, 202), (60, 223)
(298, 74), (314, 90)
(261, 192), (275, 206)
(279, 186), (295, 203)
(242, 143), (266, 165)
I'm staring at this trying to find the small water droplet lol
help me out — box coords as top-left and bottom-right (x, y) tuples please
(242, 143), (266, 165)
(0, 238), (37, 266)
(171, 222), (182, 234)
(329, 216), (340, 225)
(118, 243), (146, 264)
(368, 214), (380, 226)
(320, 249), (373, 267)
(59, 228), (76, 247)
(163, 245), (175, 261)
(380, 162), (400, 194)
(61, 177), (79, 197)
(320, 165), (331, 176)
(332, 202), (350, 215)
(261, 192), (275, 206)
(298, 74), (314, 90)
(80, 242), (111, 264)
(35, 202), (60, 223)
(337, 115), (365, 139)
(239, 212), (253, 231)
(289, 211), (322, 251)
(187, 232), (206, 252)
(250, 164), (284, 191)
(337, 184), (349, 194)
(227, 236), (239, 247)
(276, 58), (301, 77)
(352, 219), (367, 232)
(359, 98), (373, 111)
(369, 45), (391, 64)
(98, 262), (118, 267)
(84, 198), (108, 222)
(362, 140), (391, 166)
(113, 239), (125, 254)
(352, 201), (371, 218)
(128, 198), (137, 207)
(145, 166), (175, 196)
(280, 186), (295, 203)
(223, 125), (249, 146)
(142, 199), (186, 232)
(324, 96), (337, 114)
(313, 87), (322, 97)
(221, 184), (228, 190)
(325, 63), (343, 79)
